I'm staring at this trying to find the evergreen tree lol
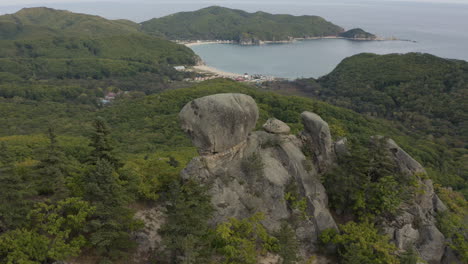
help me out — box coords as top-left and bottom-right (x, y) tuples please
(83, 158), (125, 207)
(157, 179), (214, 264)
(36, 127), (68, 198)
(83, 120), (140, 261)
(89, 117), (120, 167)
(274, 222), (300, 264)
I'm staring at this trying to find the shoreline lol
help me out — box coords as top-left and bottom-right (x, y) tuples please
(180, 35), (410, 47)
(192, 65), (243, 78)
(186, 65), (279, 83)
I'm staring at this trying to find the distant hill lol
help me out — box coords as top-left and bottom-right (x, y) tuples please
(288, 53), (468, 146)
(0, 7), (140, 40)
(141, 6), (346, 42)
(265, 52), (468, 195)
(0, 7), (196, 80)
(316, 52), (468, 145)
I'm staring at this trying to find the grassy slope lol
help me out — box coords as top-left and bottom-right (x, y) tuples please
(141, 6), (344, 41)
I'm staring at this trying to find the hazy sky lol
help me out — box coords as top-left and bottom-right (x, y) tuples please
(1, 0), (467, 4)
(1, 0), (467, 22)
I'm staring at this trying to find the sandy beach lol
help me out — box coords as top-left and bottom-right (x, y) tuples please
(183, 40), (235, 47)
(193, 65), (243, 78)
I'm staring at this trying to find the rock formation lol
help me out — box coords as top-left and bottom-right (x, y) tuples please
(180, 93), (337, 256)
(179, 93), (258, 155)
(380, 138), (450, 264)
(174, 93), (453, 263)
(263, 118), (291, 135)
(300, 112), (335, 173)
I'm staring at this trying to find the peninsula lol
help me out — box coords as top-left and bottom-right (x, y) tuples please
(141, 6), (378, 44)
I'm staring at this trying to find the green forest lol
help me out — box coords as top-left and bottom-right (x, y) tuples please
(141, 6), (345, 41)
(1, 79), (466, 263)
(0, 6), (466, 264)
(268, 52), (468, 196)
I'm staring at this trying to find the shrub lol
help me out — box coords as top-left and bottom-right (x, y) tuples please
(319, 221), (399, 264)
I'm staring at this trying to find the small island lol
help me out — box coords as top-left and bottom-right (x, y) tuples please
(338, 28), (377, 40)
(141, 6), (380, 45)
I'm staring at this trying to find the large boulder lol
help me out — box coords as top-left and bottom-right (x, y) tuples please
(263, 118), (291, 134)
(418, 225), (446, 264)
(179, 93), (259, 155)
(300, 112), (334, 173)
(386, 138), (426, 175)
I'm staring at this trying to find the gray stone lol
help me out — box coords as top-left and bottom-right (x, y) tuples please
(418, 225), (446, 264)
(378, 138), (448, 264)
(301, 111), (334, 173)
(441, 246), (463, 264)
(133, 206), (166, 262)
(180, 99), (338, 256)
(334, 138), (348, 157)
(179, 93), (259, 155)
(395, 224), (419, 249)
(386, 138), (426, 175)
(433, 194), (448, 213)
(263, 118), (291, 134)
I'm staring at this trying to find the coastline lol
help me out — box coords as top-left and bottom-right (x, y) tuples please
(192, 65), (243, 78)
(186, 65), (279, 82)
(180, 35), (406, 47)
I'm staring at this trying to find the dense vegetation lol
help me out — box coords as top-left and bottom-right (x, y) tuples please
(141, 6), (345, 42)
(267, 52), (468, 196)
(0, 77), (466, 262)
(0, 7), (197, 99)
(0, 7), (140, 40)
(323, 137), (418, 220)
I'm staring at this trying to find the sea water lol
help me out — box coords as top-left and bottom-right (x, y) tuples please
(2, 1), (467, 78)
(188, 1), (468, 78)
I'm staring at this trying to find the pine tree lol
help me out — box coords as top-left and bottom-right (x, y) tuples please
(275, 222), (300, 264)
(157, 179), (214, 264)
(89, 117), (120, 167)
(36, 127), (68, 198)
(83, 158), (125, 207)
(83, 120), (140, 261)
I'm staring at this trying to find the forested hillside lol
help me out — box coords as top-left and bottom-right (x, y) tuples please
(267, 52), (468, 196)
(0, 7), (197, 97)
(0, 79), (466, 262)
(0, 7), (140, 39)
(141, 6), (345, 42)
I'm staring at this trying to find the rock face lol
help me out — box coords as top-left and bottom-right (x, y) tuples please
(300, 112), (334, 173)
(263, 118), (291, 134)
(381, 138), (449, 264)
(132, 206), (166, 263)
(386, 138), (427, 175)
(179, 93), (259, 155)
(180, 95), (337, 256)
(177, 93), (452, 263)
